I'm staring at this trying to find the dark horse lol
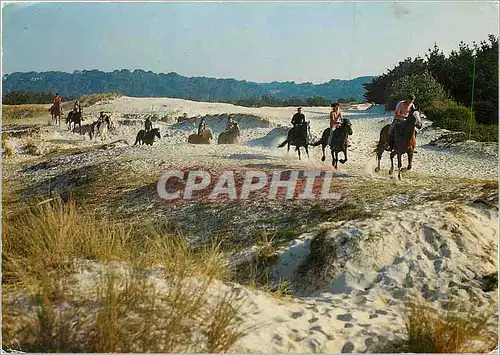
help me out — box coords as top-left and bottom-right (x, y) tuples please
(330, 119), (353, 169)
(66, 110), (84, 134)
(134, 128), (161, 146)
(49, 103), (62, 125)
(311, 119), (353, 166)
(374, 110), (423, 180)
(277, 122), (311, 160)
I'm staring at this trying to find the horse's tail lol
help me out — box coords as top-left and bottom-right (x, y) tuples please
(374, 125), (389, 156)
(310, 139), (323, 147)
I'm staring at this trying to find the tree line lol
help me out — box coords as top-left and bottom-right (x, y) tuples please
(2, 70), (373, 103)
(2, 90), (360, 108)
(363, 35), (498, 127)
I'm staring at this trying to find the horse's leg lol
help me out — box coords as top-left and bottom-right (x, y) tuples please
(304, 145), (310, 159)
(297, 146), (301, 160)
(397, 153), (403, 180)
(407, 150), (413, 170)
(389, 151), (396, 175)
(375, 143), (383, 172)
(340, 147), (348, 164)
(321, 143), (326, 162)
(287, 142), (290, 154)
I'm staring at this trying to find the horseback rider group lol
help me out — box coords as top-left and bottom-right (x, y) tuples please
(196, 116), (236, 136)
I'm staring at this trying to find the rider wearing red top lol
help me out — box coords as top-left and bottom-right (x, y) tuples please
(53, 93), (62, 104)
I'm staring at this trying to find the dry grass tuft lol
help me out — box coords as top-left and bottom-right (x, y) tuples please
(2, 104), (48, 122)
(382, 297), (498, 353)
(23, 138), (41, 155)
(2, 132), (14, 157)
(2, 197), (249, 352)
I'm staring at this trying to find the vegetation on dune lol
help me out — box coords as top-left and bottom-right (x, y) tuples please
(379, 297), (498, 353)
(77, 92), (124, 107)
(2, 104), (49, 122)
(364, 35), (498, 141)
(2, 197), (248, 352)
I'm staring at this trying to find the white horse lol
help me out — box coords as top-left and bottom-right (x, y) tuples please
(94, 116), (112, 141)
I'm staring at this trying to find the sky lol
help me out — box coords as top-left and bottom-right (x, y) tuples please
(2, 1), (499, 83)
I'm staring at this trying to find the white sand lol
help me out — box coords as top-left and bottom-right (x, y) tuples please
(3, 97), (498, 353)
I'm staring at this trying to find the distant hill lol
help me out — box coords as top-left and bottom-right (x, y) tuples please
(2, 70), (374, 102)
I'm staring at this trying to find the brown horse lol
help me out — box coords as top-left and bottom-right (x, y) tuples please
(330, 119), (353, 169)
(311, 119), (353, 166)
(49, 103), (62, 125)
(218, 123), (241, 144)
(188, 128), (213, 144)
(374, 110), (423, 180)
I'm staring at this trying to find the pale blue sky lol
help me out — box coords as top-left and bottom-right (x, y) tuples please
(2, 1), (498, 83)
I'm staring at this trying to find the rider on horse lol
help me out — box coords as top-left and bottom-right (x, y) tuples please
(198, 118), (206, 135)
(328, 102), (342, 144)
(290, 107), (306, 144)
(73, 100), (81, 113)
(145, 117), (153, 132)
(387, 94), (416, 151)
(327, 102), (351, 147)
(226, 116), (235, 132)
(51, 93), (62, 111)
(53, 93), (62, 105)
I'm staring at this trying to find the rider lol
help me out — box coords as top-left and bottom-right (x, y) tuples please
(327, 102), (343, 146)
(73, 100), (81, 113)
(96, 111), (106, 129)
(145, 116), (153, 132)
(387, 94), (416, 151)
(291, 107), (306, 128)
(52, 93), (62, 111)
(226, 116), (235, 132)
(53, 93), (62, 105)
(198, 117), (206, 135)
(290, 107), (306, 144)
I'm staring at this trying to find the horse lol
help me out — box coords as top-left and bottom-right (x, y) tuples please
(93, 116), (111, 141)
(188, 129), (213, 144)
(49, 103), (62, 125)
(330, 119), (353, 169)
(374, 110), (423, 180)
(66, 110), (84, 133)
(77, 123), (97, 138)
(218, 123), (241, 144)
(134, 128), (161, 146)
(277, 122), (311, 160)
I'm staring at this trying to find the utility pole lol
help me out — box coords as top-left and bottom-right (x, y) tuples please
(469, 51), (476, 140)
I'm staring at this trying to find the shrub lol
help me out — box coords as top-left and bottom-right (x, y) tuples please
(387, 71), (449, 111)
(383, 298), (498, 353)
(425, 99), (498, 142)
(425, 99), (474, 133)
(470, 123), (499, 142)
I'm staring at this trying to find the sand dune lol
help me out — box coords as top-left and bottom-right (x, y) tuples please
(2, 96), (498, 353)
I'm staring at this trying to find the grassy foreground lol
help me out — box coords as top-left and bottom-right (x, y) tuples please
(2, 197), (249, 352)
